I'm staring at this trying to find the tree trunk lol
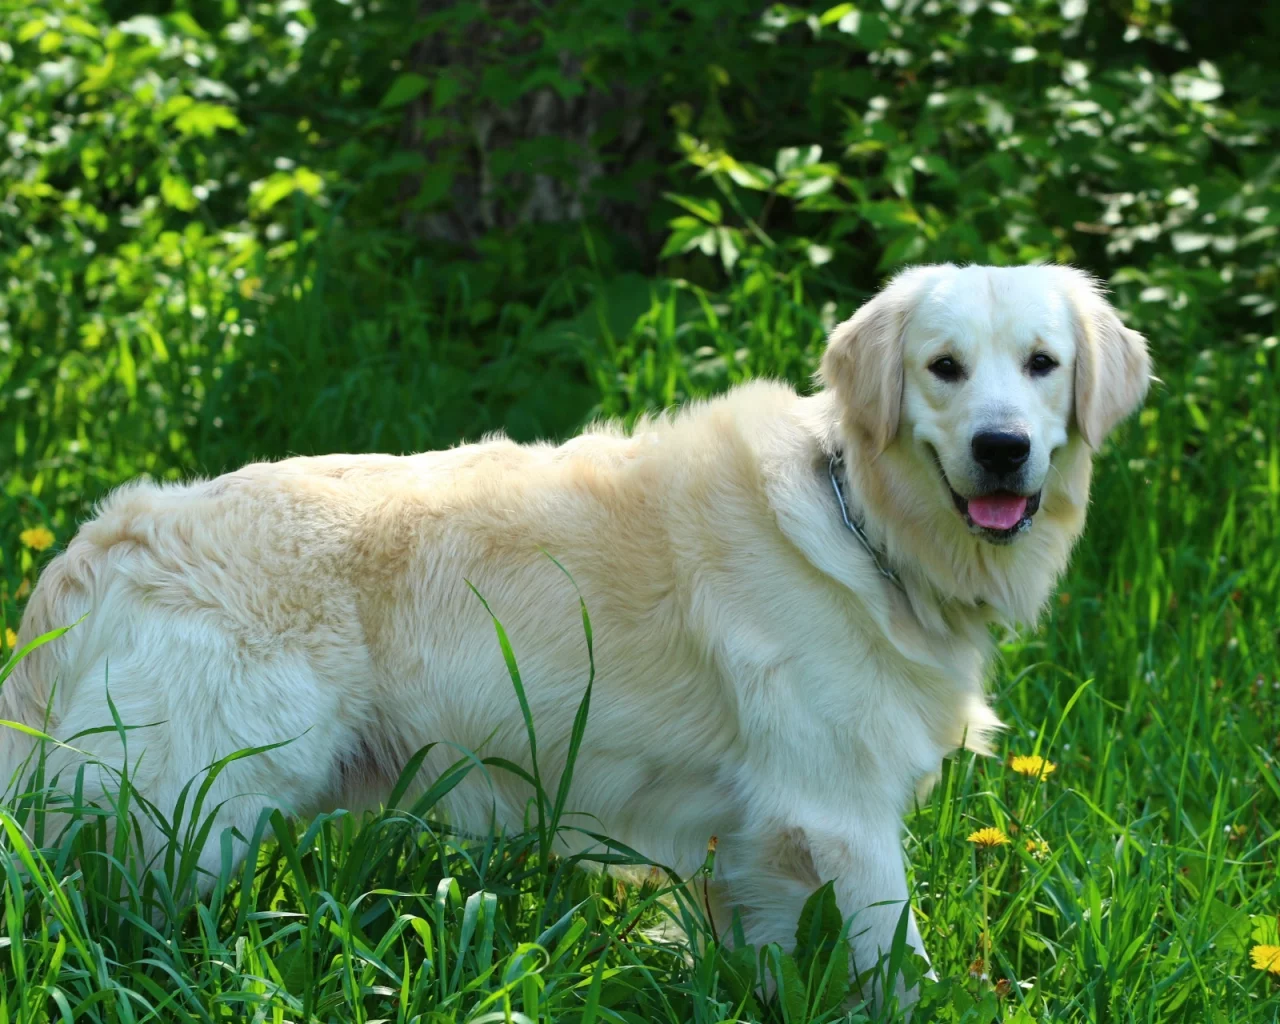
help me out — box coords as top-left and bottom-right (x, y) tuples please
(399, 0), (656, 252)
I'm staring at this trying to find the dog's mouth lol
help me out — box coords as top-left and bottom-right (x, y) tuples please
(949, 487), (1041, 543)
(926, 445), (1040, 544)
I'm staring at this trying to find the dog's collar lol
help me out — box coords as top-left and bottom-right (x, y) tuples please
(827, 452), (906, 594)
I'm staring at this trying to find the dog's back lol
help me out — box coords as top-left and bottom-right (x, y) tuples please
(0, 394), (774, 877)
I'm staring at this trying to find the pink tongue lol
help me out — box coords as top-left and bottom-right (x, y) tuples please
(967, 494), (1028, 530)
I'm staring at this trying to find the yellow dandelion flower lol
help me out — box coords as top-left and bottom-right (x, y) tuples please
(1025, 838), (1050, 858)
(1251, 944), (1280, 975)
(4, 628), (16, 650)
(1010, 754), (1057, 779)
(19, 526), (55, 552)
(967, 827), (1011, 848)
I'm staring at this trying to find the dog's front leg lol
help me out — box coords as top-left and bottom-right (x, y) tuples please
(801, 818), (932, 1010)
(719, 813), (931, 1013)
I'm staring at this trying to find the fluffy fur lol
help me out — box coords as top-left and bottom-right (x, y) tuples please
(1, 263), (1149, 1003)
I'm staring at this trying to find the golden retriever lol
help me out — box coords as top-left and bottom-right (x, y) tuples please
(2, 263), (1149, 1002)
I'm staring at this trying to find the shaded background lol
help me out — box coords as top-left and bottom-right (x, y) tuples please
(2, 0), (1276, 513)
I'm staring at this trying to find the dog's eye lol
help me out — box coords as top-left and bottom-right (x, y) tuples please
(928, 356), (963, 382)
(1028, 353), (1058, 376)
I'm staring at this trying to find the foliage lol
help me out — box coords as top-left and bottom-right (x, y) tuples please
(3, 0), (1280, 1020)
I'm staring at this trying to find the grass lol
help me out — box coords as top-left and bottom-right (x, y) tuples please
(3, 245), (1280, 1022)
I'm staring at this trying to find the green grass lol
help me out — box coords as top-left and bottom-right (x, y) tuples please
(3, 251), (1280, 1023)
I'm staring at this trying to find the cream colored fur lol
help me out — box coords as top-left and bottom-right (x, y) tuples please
(2, 263), (1149, 1004)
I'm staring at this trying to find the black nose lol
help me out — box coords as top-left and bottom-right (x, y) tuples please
(972, 430), (1031, 476)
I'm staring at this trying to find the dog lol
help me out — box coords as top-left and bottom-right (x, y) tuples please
(2, 263), (1149, 1003)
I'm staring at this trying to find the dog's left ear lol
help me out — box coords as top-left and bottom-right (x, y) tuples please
(819, 265), (946, 452)
(1062, 268), (1152, 449)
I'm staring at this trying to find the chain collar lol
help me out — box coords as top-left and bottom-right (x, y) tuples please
(827, 452), (906, 594)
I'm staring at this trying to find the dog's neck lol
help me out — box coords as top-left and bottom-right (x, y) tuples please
(824, 449), (908, 595)
(822, 443), (989, 637)
(805, 391), (1092, 632)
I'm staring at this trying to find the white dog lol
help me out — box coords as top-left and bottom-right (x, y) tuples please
(2, 263), (1149, 1001)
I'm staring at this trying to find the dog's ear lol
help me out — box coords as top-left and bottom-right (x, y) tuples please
(1060, 268), (1152, 449)
(819, 266), (944, 453)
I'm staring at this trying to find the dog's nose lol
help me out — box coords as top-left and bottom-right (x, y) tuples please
(971, 431), (1031, 476)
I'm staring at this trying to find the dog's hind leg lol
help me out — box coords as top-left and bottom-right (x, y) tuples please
(20, 610), (367, 899)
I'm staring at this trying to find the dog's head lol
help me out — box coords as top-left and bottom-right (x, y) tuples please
(820, 263), (1150, 549)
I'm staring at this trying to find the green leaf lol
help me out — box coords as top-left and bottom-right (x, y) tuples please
(776, 145), (822, 175)
(16, 19), (47, 44)
(818, 937), (850, 1012)
(433, 72), (463, 109)
(861, 200), (920, 228)
(116, 331), (137, 399)
(794, 880), (843, 967)
(724, 161), (776, 190)
(62, 14), (101, 37)
(852, 10), (889, 48)
(160, 175), (198, 212)
(663, 192), (723, 224)
(249, 168), (324, 215)
(379, 72), (431, 109)
(910, 153), (957, 183)
(819, 3), (857, 26)
(886, 158), (914, 198)
(878, 231), (928, 269)
(716, 945), (762, 1018)
(171, 102), (241, 138)
(773, 949), (807, 1023)
(1252, 914), (1280, 946)
(413, 165), (455, 208)
(792, 175), (834, 200)
(659, 222), (716, 260)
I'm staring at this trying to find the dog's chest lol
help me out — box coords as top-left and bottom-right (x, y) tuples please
(718, 589), (992, 811)
(823, 631), (983, 776)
